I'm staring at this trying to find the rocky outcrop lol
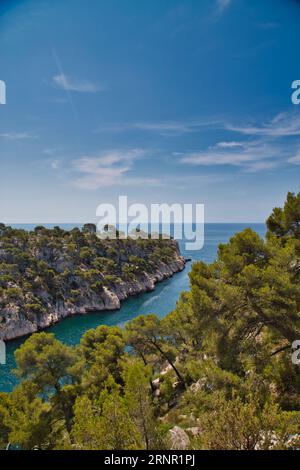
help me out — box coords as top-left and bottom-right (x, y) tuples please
(168, 426), (190, 450)
(0, 249), (185, 341)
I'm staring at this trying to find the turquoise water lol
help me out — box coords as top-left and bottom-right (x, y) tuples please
(0, 223), (265, 392)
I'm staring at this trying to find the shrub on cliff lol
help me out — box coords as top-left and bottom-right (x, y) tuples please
(0, 226), (181, 325)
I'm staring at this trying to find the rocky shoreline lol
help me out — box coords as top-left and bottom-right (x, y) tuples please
(0, 250), (185, 342)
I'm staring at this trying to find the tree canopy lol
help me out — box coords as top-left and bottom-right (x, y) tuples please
(1, 191), (300, 450)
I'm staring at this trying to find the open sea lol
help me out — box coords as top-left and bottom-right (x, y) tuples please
(0, 223), (265, 392)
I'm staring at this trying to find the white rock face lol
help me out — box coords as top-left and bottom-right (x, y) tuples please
(186, 427), (201, 437)
(168, 426), (190, 450)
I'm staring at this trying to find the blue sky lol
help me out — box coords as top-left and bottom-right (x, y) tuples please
(0, 0), (300, 223)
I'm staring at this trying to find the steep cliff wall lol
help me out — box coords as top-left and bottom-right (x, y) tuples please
(0, 225), (185, 340)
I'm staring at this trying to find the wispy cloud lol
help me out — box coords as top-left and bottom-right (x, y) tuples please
(197, 111), (300, 171)
(133, 120), (222, 136)
(226, 112), (300, 138)
(181, 140), (279, 172)
(288, 150), (300, 165)
(91, 111), (300, 175)
(216, 0), (231, 14)
(50, 160), (60, 170)
(71, 149), (154, 189)
(43, 147), (62, 156)
(0, 132), (36, 140)
(246, 160), (279, 172)
(96, 112), (300, 141)
(51, 49), (76, 113)
(53, 74), (105, 93)
(95, 119), (220, 137)
(216, 141), (245, 148)
(133, 121), (194, 136)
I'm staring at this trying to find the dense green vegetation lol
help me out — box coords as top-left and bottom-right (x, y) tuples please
(0, 223), (181, 335)
(1, 193), (300, 450)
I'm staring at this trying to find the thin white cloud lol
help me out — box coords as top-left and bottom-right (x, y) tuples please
(226, 112), (300, 138)
(89, 112), (300, 176)
(95, 119), (220, 136)
(96, 112), (300, 140)
(216, 141), (245, 148)
(133, 121), (195, 135)
(181, 141), (279, 172)
(179, 111), (300, 171)
(288, 151), (300, 165)
(44, 147), (62, 155)
(53, 74), (105, 93)
(245, 160), (279, 172)
(71, 149), (151, 189)
(0, 132), (36, 140)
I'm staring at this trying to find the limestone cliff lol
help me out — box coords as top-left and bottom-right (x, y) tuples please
(0, 225), (185, 341)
